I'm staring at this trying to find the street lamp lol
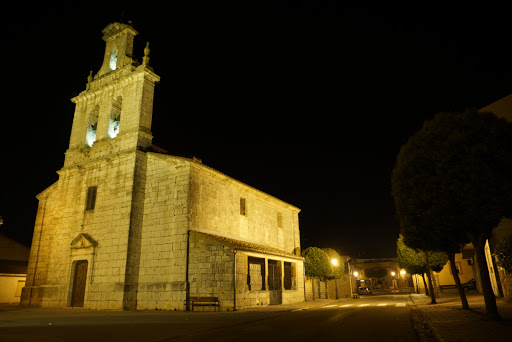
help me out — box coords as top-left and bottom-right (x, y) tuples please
(331, 259), (339, 299)
(399, 269), (407, 288)
(391, 271), (396, 276)
(352, 271), (359, 298)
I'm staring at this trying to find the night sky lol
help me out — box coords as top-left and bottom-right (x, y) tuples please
(2, 4), (512, 257)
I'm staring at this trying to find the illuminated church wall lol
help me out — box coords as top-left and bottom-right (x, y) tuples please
(21, 22), (304, 311)
(189, 162), (301, 255)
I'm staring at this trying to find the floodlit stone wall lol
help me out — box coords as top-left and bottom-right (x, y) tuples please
(189, 162), (301, 255)
(136, 154), (191, 310)
(188, 231), (236, 310)
(188, 231), (305, 310)
(22, 149), (143, 309)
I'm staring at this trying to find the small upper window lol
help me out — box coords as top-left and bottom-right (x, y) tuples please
(277, 212), (283, 228)
(86, 186), (97, 211)
(240, 197), (246, 216)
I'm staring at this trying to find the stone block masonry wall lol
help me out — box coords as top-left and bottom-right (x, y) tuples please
(122, 150), (148, 310)
(188, 231), (236, 311)
(22, 183), (58, 306)
(136, 154), (191, 310)
(189, 163), (301, 256)
(188, 232), (305, 310)
(23, 149), (144, 309)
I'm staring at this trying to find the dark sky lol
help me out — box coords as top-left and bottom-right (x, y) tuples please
(2, 4), (512, 257)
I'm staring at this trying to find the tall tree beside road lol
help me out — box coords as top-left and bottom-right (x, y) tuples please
(322, 248), (344, 279)
(397, 235), (429, 294)
(302, 247), (331, 300)
(396, 235), (448, 300)
(392, 109), (512, 320)
(302, 247), (331, 279)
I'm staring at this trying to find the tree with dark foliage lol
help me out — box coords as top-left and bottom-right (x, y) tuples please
(396, 234), (448, 299)
(302, 247), (331, 279)
(495, 235), (512, 276)
(392, 109), (512, 320)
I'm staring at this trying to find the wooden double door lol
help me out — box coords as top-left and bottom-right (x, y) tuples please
(268, 260), (282, 305)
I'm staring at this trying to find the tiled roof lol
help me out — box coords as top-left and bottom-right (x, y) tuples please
(192, 230), (303, 260)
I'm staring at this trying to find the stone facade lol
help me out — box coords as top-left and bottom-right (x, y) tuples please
(21, 22), (304, 311)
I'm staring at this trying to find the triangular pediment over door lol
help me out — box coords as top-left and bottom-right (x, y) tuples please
(71, 233), (97, 249)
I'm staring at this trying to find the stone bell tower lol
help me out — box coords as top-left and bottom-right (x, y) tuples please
(21, 22), (160, 310)
(65, 22), (160, 168)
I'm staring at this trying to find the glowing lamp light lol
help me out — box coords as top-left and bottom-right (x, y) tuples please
(391, 271), (396, 276)
(331, 259), (338, 266)
(400, 269), (406, 276)
(353, 271), (359, 277)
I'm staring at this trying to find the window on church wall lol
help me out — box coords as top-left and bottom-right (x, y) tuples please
(85, 106), (99, 147)
(240, 197), (247, 216)
(85, 186), (97, 211)
(108, 97), (122, 139)
(277, 212), (283, 228)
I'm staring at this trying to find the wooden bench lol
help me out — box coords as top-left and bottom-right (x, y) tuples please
(185, 297), (220, 311)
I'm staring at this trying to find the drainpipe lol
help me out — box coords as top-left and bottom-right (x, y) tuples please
(185, 230), (191, 311)
(233, 249), (238, 311)
(303, 262), (307, 301)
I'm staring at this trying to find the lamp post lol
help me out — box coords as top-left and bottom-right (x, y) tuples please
(400, 269), (406, 288)
(353, 271), (359, 297)
(233, 249), (237, 311)
(331, 259), (339, 300)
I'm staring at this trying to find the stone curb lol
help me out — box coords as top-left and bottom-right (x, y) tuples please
(409, 295), (443, 342)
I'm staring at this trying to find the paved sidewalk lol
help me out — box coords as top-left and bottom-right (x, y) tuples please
(410, 289), (512, 342)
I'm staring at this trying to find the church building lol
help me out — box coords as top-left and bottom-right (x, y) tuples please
(21, 22), (304, 310)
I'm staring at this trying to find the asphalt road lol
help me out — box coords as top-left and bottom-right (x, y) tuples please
(0, 295), (418, 342)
